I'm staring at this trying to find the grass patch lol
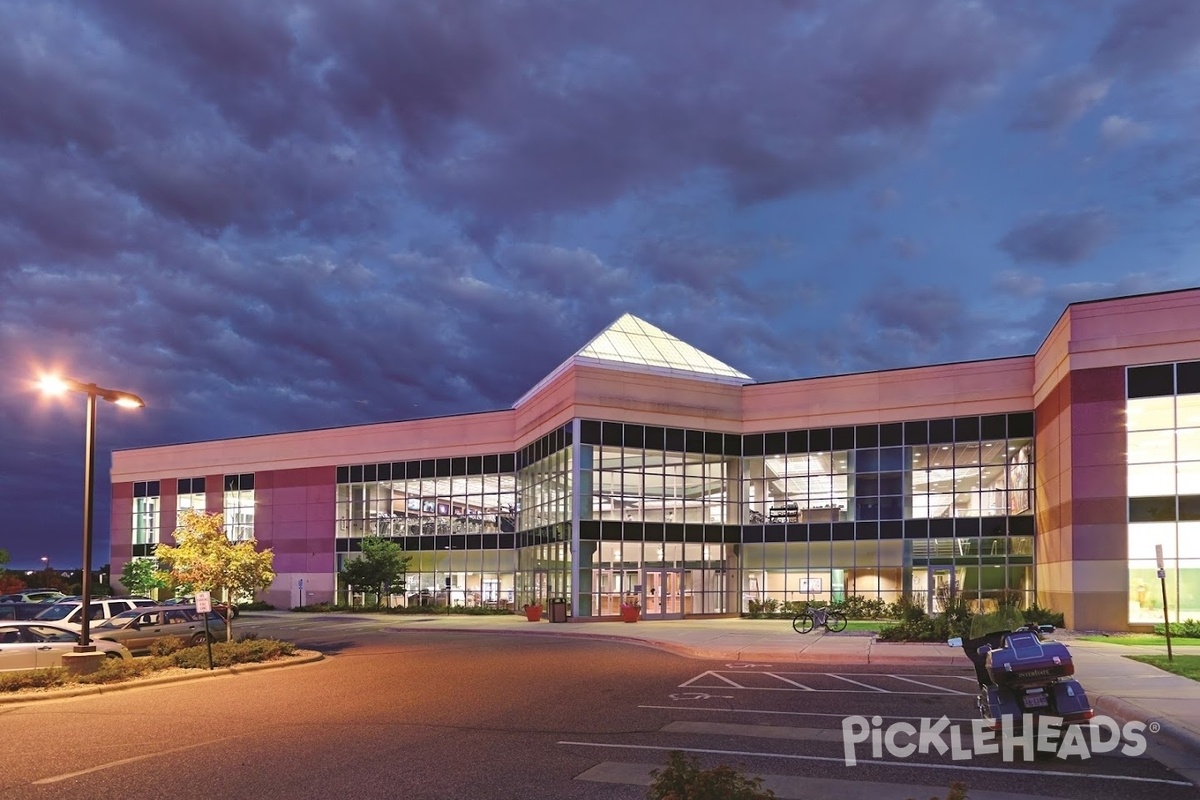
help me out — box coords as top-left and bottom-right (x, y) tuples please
(1079, 635), (1200, 647)
(0, 637), (300, 694)
(1127, 654), (1200, 682)
(842, 620), (890, 632)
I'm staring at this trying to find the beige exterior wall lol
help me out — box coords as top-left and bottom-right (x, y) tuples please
(1034, 288), (1200, 630)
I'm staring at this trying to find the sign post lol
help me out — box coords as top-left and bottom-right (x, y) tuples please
(1156, 545), (1173, 661)
(195, 590), (215, 670)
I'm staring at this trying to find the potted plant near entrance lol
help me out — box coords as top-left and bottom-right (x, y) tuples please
(522, 600), (543, 622)
(620, 598), (641, 623)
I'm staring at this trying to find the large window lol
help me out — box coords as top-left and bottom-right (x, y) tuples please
(223, 473), (255, 541)
(334, 454), (520, 609)
(132, 481), (160, 546)
(1126, 361), (1200, 624)
(176, 477), (206, 514)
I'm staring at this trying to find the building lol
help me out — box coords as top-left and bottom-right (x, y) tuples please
(110, 288), (1200, 630)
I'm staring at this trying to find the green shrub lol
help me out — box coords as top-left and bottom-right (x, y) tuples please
(77, 658), (160, 684)
(1022, 603), (1065, 628)
(1153, 618), (1200, 638)
(169, 637), (298, 670)
(237, 600), (275, 611)
(0, 667), (69, 693)
(877, 595), (976, 642)
(149, 636), (187, 656)
(293, 602), (510, 616)
(647, 751), (775, 800)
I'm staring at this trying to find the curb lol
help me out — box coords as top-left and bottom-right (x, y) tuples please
(1091, 692), (1200, 763)
(0, 650), (325, 705)
(383, 623), (972, 668)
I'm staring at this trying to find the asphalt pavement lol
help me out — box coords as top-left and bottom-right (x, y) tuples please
(336, 611), (1200, 786)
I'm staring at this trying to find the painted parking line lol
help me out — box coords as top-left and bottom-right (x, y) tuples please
(825, 673), (888, 691)
(639, 704), (977, 723)
(887, 675), (974, 695)
(764, 672), (814, 690)
(679, 670), (978, 695)
(558, 742), (1195, 787)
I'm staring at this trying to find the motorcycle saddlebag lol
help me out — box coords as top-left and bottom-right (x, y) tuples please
(981, 686), (1023, 722)
(1050, 679), (1093, 723)
(985, 631), (1074, 688)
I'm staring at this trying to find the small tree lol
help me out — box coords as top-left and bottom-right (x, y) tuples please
(0, 548), (8, 568)
(120, 557), (169, 597)
(156, 510), (276, 641)
(340, 537), (411, 608)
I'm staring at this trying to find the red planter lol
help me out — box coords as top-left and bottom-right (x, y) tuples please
(620, 604), (640, 623)
(524, 604), (543, 622)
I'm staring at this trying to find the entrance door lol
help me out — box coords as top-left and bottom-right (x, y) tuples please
(641, 568), (684, 619)
(929, 567), (954, 614)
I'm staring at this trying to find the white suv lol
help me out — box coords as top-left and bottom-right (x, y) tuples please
(32, 598), (156, 631)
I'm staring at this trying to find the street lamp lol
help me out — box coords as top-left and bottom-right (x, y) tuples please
(38, 376), (144, 653)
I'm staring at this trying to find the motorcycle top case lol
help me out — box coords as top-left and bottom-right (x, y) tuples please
(984, 631), (1075, 688)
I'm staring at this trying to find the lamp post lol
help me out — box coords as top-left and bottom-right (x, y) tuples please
(38, 376), (144, 654)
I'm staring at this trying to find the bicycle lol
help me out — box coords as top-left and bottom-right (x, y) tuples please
(792, 606), (847, 634)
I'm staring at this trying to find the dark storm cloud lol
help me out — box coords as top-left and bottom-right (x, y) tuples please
(997, 209), (1116, 266)
(305, 0), (1023, 234)
(1095, 0), (1200, 77)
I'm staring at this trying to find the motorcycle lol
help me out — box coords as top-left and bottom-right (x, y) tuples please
(950, 627), (1093, 751)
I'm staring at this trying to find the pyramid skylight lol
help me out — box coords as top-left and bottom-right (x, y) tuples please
(574, 314), (752, 382)
(514, 314), (753, 407)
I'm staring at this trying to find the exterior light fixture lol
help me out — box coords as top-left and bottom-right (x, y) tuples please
(38, 375), (145, 656)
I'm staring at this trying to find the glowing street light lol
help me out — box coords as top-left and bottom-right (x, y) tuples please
(39, 375), (145, 655)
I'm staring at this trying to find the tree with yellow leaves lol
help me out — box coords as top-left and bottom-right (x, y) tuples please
(156, 509), (275, 641)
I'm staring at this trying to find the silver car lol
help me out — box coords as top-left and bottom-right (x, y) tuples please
(92, 606), (224, 654)
(0, 622), (132, 671)
(32, 598), (156, 631)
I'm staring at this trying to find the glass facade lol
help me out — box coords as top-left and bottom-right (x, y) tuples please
(1126, 361), (1200, 624)
(334, 453), (521, 608)
(332, 413), (1036, 617)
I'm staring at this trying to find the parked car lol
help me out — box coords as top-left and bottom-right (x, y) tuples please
(0, 622), (131, 671)
(32, 597), (156, 631)
(0, 591), (66, 604)
(92, 606), (224, 653)
(0, 603), (51, 621)
(161, 596), (239, 620)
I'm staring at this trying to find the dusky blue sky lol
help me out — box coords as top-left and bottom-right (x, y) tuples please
(2, 0), (1198, 570)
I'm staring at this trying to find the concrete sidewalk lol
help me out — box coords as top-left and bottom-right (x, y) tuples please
(376, 612), (1200, 781)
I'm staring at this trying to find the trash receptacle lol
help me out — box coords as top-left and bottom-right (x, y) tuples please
(548, 598), (568, 623)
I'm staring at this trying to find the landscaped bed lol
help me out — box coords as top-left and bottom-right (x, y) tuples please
(0, 636), (300, 694)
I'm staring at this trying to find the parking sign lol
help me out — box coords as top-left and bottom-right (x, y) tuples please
(195, 591), (212, 613)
